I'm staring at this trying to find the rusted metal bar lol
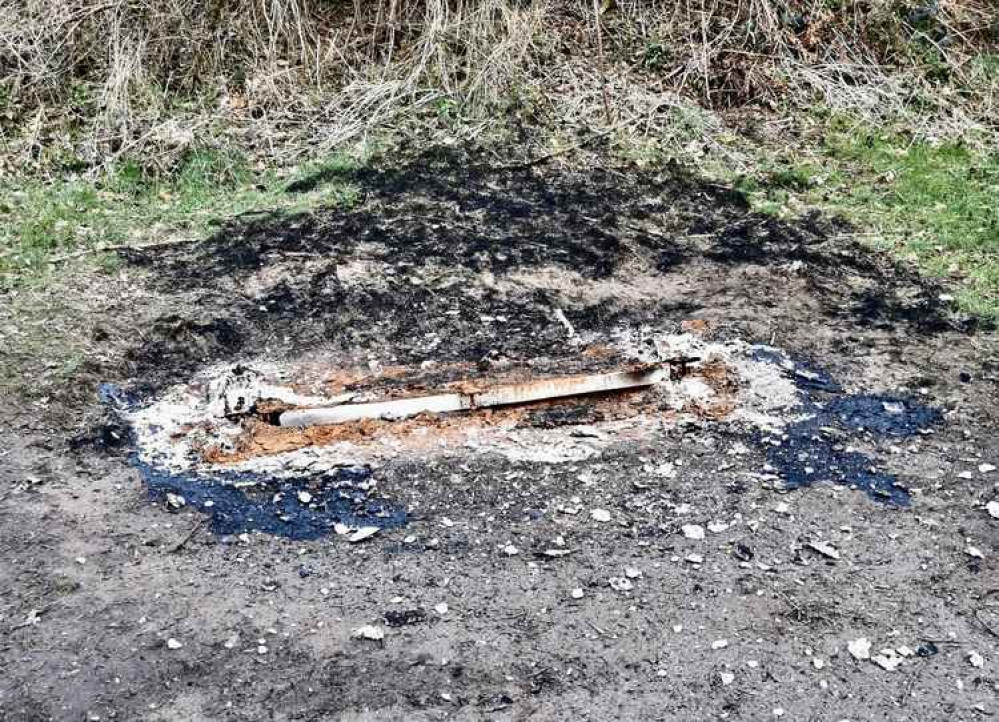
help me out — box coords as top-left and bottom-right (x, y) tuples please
(278, 365), (669, 428)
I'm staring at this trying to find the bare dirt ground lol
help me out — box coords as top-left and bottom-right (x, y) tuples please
(2, 148), (999, 721)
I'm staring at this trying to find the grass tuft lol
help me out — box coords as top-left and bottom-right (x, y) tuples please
(738, 118), (999, 317)
(0, 148), (364, 287)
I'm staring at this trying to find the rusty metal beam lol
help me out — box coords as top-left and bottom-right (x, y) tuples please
(278, 365), (669, 428)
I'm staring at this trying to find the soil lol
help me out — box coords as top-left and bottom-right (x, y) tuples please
(2, 147), (999, 721)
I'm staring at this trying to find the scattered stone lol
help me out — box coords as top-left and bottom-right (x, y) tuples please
(223, 633), (239, 649)
(812, 658), (825, 670)
(968, 650), (985, 668)
(848, 637), (871, 660)
(916, 642), (939, 658)
(434, 602), (449, 615)
(348, 526), (380, 543)
(806, 541), (840, 560)
(720, 672), (735, 686)
(542, 548), (574, 558)
(590, 509), (612, 523)
(672, 624), (683, 633)
(502, 544), (519, 556)
(712, 639), (729, 650)
(873, 649), (904, 671)
(257, 644), (269, 655)
(384, 609), (427, 627)
(352, 625), (385, 642)
(571, 588), (585, 600)
(166, 638), (183, 650)
(685, 553), (704, 564)
(987, 501), (999, 519)
(609, 577), (634, 592)
(774, 502), (790, 515)
(980, 464), (996, 474)
(707, 521), (729, 534)
(297, 490), (313, 504)
(166, 493), (186, 510)
(958, 471), (974, 480)
(625, 566), (642, 579)
(681, 524), (705, 540)
(966, 546), (985, 559)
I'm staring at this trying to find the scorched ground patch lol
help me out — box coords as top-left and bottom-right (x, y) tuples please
(3, 149), (998, 722)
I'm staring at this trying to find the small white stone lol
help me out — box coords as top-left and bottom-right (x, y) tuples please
(625, 567), (642, 579)
(848, 637), (871, 660)
(712, 639), (729, 650)
(812, 658), (825, 669)
(707, 521), (729, 534)
(434, 603), (449, 615)
(873, 651), (903, 671)
(773, 708), (784, 718)
(166, 638), (182, 650)
(590, 509), (612, 523)
(681, 524), (705, 540)
(685, 553), (704, 564)
(257, 645), (268, 655)
(986, 501), (999, 519)
(968, 650), (985, 668)
(571, 588), (585, 600)
(807, 541), (840, 560)
(351, 625), (385, 641)
(297, 491), (313, 504)
(966, 546), (985, 559)
(774, 502), (790, 514)
(609, 577), (634, 592)
(979, 464), (996, 474)
(720, 672), (735, 686)
(958, 471), (974, 480)
(348, 526), (380, 543)
(672, 624), (683, 633)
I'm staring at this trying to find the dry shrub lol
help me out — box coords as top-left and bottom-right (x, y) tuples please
(0, 0), (995, 167)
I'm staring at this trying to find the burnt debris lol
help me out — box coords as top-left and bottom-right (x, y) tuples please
(756, 351), (940, 506)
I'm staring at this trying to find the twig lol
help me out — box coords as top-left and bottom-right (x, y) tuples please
(975, 589), (999, 639)
(169, 517), (206, 554)
(494, 98), (680, 172)
(46, 237), (201, 264)
(592, 0), (612, 125)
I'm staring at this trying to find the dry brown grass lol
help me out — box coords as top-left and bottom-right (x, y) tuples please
(0, 0), (995, 169)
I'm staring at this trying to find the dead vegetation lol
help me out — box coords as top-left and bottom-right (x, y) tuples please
(1, 1), (996, 172)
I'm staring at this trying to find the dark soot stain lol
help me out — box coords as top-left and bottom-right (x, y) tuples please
(99, 384), (406, 540)
(138, 462), (406, 540)
(754, 352), (941, 505)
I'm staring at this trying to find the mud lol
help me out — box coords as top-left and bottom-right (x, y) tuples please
(3, 148), (999, 722)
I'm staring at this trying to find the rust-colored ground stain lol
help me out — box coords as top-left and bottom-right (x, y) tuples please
(681, 319), (715, 335)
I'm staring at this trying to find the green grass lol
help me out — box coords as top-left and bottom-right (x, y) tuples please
(0, 148), (363, 287)
(737, 119), (999, 318)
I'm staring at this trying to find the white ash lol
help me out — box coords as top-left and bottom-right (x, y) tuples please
(124, 332), (811, 478)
